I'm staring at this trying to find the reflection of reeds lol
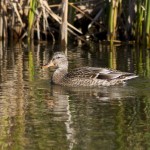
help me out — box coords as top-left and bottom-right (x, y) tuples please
(135, 46), (150, 77)
(109, 43), (116, 69)
(28, 43), (35, 81)
(146, 49), (150, 77)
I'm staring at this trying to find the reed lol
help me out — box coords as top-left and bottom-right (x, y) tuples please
(145, 0), (150, 45)
(60, 0), (68, 53)
(107, 0), (119, 42)
(108, 0), (114, 41)
(136, 0), (143, 43)
(0, 1), (7, 39)
(28, 0), (37, 41)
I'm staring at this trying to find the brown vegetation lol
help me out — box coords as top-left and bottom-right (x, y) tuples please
(0, 0), (150, 47)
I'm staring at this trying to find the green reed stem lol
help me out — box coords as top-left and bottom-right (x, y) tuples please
(108, 0), (113, 41)
(28, 0), (37, 41)
(136, 0), (143, 43)
(146, 0), (150, 45)
(108, 0), (119, 42)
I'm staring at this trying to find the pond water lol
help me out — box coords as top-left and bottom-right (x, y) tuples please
(0, 41), (150, 150)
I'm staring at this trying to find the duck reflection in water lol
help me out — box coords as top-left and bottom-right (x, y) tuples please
(45, 83), (137, 149)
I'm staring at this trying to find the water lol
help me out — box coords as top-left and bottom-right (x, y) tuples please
(0, 41), (150, 150)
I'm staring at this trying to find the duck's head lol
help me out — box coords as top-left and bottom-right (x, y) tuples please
(43, 52), (68, 69)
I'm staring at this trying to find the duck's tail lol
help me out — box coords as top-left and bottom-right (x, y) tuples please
(122, 74), (138, 81)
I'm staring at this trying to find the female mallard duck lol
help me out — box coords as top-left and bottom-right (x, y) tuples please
(43, 52), (138, 87)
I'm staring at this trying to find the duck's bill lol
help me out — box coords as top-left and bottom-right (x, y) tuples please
(42, 60), (54, 69)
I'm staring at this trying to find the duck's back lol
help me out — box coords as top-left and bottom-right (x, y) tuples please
(59, 67), (137, 87)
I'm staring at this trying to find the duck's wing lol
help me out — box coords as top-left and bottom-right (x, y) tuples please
(66, 67), (137, 80)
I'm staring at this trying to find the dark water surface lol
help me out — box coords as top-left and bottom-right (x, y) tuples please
(0, 41), (150, 150)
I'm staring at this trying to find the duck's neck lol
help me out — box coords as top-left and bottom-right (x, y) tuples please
(52, 67), (68, 84)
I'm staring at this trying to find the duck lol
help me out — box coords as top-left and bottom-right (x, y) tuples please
(42, 52), (138, 87)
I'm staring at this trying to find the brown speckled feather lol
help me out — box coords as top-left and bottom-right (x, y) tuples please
(66, 67), (134, 80)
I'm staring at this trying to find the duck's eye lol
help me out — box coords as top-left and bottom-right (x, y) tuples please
(52, 57), (60, 61)
(56, 56), (61, 59)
